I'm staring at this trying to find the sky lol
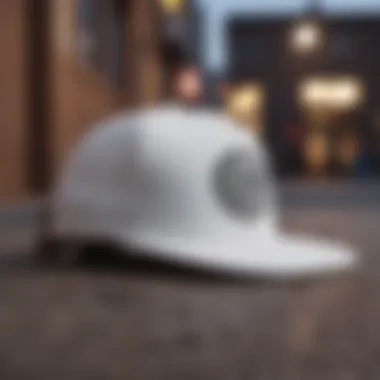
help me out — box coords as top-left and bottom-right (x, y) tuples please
(196, 0), (380, 71)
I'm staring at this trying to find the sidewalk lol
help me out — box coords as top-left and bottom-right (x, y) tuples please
(0, 198), (44, 255)
(0, 198), (45, 228)
(280, 179), (380, 209)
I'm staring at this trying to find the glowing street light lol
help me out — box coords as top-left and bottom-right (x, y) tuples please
(158, 0), (185, 14)
(225, 84), (265, 133)
(290, 21), (322, 53)
(290, 0), (323, 54)
(228, 85), (263, 116)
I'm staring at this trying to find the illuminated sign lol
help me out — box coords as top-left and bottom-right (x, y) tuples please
(299, 77), (364, 111)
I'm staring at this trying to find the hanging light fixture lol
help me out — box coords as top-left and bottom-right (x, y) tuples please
(290, 0), (323, 54)
(290, 21), (322, 53)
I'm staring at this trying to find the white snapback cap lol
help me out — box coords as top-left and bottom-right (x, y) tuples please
(53, 104), (359, 279)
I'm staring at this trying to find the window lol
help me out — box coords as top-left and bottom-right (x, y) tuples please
(330, 33), (355, 59)
(106, 0), (127, 88)
(76, 0), (127, 88)
(76, 0), (102, 68)
(232, 34), (267, 71)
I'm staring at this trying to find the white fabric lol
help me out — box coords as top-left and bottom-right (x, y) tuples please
(53, 104), (359, 279)
(123, 230), (358, 279)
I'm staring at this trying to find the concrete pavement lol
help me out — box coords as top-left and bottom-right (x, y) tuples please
(0, 182), (378, 379)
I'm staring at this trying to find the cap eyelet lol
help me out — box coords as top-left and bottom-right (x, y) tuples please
(213, 148), (270, 219)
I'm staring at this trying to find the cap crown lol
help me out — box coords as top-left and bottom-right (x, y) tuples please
(55, 106), (278, 241)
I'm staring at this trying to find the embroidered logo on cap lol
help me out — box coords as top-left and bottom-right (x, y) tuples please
(213, 148), (268, 219)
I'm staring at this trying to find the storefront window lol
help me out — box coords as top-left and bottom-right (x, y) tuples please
(337, 133), (358, 166)
(298, 76), (365, 177)
(304, 131), (328, 174)
(330, 33), (354, 59)
(106, 0), (127, 88)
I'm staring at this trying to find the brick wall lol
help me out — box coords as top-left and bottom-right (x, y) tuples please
(130, 0), (164, 105)
(0, 1), (28, 203)
(0, 0), (166, 203)
(50, 0), (165, 177)
(50, 0), (129, 176)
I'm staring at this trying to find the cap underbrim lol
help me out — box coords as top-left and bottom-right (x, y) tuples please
(120, 231), (359, 280)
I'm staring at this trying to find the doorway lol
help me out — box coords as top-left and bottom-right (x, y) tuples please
(297, 75), (365, 177)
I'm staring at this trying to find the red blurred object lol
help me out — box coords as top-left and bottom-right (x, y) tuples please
(285, 123), (302, 144)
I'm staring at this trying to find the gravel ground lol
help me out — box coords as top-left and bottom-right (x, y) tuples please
(0, 185), (378, 380)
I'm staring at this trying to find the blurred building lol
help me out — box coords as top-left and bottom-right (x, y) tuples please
(226, 14), (380, 178)
(0, 1), (28, 203)
(0, 0), (201, 204)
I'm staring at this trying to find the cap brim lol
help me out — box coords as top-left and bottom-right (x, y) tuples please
(121, 231), (359, 280)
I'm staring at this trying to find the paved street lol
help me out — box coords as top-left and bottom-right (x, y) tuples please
(0, 183), (378, 379)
